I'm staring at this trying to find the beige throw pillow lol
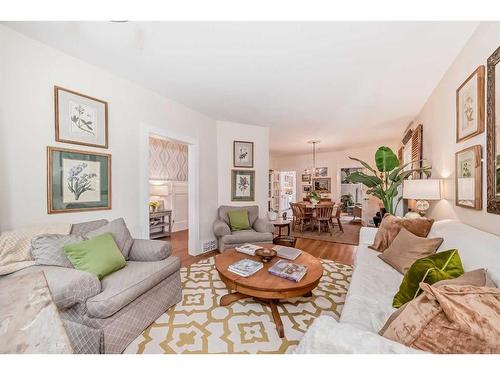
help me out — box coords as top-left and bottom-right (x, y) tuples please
(380, 282), (500, 353)
(370, 214), (434, 252)
(377, 227), (443, 274)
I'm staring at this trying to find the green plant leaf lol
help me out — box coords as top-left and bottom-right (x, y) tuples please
(346, 172), (382, 188)
(375, 146), (399, 172)
(348, 157), (377, 175)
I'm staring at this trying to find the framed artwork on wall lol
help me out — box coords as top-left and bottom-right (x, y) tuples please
(317, 167), (328, 177)
(231, 169), (255, 201)
(47, 146), (111, 214)
(456, 66), (485, 143)
(301, 174), (311, 183)
(313, 177), (331, 193)
(54, 86), (109, 148)
(303, 185), (312, 193)
(455, 145), (482, 210)
(233, 141), (254, 168)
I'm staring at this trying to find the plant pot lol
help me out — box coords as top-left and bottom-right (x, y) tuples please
(310, 198), (319, 205)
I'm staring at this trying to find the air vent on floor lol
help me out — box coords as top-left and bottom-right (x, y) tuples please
(202, 240), (217, 253)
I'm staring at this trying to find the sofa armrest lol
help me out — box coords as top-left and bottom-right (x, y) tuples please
(41, 266), (101, 310)
(129, 239), (171, 261)
(294, 316), (424, 354)
(213, 219), (231, 237)
(253, 218), (275, 233)
(359, 227), (378, 246)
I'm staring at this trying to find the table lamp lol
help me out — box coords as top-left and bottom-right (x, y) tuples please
(403, 179), (442, 217)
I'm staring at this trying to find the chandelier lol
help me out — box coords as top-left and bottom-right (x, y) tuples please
(304, 140), (321, 176)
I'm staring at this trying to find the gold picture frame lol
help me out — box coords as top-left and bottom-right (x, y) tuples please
(456, 66), (485, 143)
(455, 145), (482, 210)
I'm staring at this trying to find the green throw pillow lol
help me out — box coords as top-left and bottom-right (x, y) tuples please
(63, 233), (126, 280)
(392, 249), (464, 308)
(227, 209), (251, 231)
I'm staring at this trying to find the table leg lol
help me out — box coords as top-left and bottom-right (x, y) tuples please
(303, 291), (313, 297)
(269, 300), (284, 338)
(278, 226), (283, 236)
(220, 292), (248, 306)
(287, 223), (290, 236)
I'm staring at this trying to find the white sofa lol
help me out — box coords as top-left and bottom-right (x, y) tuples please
(296, 219), (500, 354)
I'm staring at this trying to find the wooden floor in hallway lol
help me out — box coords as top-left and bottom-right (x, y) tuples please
(162, 229), (356, 267)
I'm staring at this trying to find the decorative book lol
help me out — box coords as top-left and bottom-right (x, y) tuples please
(268, 260), (308, 282)
(228, 258), (263, 277)
(235, 243), (262, 256)
(272, 245), (301, 260)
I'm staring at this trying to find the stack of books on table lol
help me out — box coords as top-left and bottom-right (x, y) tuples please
(268, 259), (308, 282)
(235, 243), (262, 256)
(228, 259), (263, 277)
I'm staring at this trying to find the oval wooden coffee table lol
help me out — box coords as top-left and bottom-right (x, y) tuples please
(215, 244), (323, 338)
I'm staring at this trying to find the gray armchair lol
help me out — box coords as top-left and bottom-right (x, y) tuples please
(213, 205), (275, 251)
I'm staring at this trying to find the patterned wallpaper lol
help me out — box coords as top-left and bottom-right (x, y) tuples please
(149, 137), (188, 181)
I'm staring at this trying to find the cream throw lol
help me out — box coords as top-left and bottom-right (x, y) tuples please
(0, 223), (71, 275)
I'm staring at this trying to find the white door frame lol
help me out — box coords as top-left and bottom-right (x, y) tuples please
(139, 123), (200, 255)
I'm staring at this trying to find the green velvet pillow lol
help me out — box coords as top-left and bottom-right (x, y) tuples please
(392, 249), (464, 308)
(227, 209), (251, 231)
(63, 233), (126, 280)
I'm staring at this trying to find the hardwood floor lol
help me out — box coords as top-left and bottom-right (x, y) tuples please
(161, 229), (356, 267)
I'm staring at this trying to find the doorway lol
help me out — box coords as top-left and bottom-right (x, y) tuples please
(139, 124), (200, 256)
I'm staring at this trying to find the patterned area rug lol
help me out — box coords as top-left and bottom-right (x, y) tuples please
(290, 219), (361, 245)
(124, 256), (352, 354)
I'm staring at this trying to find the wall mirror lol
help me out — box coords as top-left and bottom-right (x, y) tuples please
(487, 46), (500, 214)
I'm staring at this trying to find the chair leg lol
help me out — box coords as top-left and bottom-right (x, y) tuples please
(337, 218), (344, 233)
(327, 220), (333, 236)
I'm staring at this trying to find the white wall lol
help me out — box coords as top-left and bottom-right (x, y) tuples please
(216, 121), (270, 216)
(270, 140), (399, 202)
(0, 26), (218, 251)
(409, 21), (500, 235)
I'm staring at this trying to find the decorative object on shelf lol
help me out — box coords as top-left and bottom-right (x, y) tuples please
(282, 211), (287, 220)
(301, 174), (311, 183)
(486, 46), (500, 215)
(255, 248), (277, 263)
(304, 140), (321, 176)
(455, 145), (482, 210)
(54, 86), (108, 148)
(233, 141), (254, 168)
(47, 146), (111, 214)
(231, 169), (255, 201)
(268, 209), (278, 221)
(307, 190), (321, 204)
(403, 179), (442, 216)
(313, 177), (331, 193)
(346, 146), (431, 215)
(456, 66), (485, 143)
(149, 201), (160, 212)
(149, 210), (172, 239)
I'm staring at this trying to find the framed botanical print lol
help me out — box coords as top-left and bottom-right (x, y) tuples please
(233, 141), (254, 168)
(313, 177), (331, 193)
(301, 174), (311, 183)
(455, 145), (482, 210)
(231, 169), (255, 201)
(456, 66), (485, 143)
(303, 185), (312, 193)
(317, 167), (328, 177)
(55, 86), (109, 148)
(47, 146), (111, 214)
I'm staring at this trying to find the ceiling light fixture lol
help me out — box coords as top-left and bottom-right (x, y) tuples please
(304, 140), (321, 177)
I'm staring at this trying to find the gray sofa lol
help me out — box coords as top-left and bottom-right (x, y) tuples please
(4, 219), (181, 354)
(213, 205), (274, 251)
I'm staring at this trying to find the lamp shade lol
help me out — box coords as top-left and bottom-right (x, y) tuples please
(403, 179), (441, 200)
(150, 184), (169, 196)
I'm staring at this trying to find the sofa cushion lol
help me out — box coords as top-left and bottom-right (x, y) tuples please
(378, 228), (443, 274)
(221, 229), (273, 245)
(31, 234), (85, 268)
(227, 209), (251, 231)
(218, 205), (259, 227)
(370, 215), (434, 252)
(393, 249), (464, 308)
(64, 233), (127, 280)
(86, 257), (180, 318)
(71, 219), (108, 236)
(85, 218), (134, 259)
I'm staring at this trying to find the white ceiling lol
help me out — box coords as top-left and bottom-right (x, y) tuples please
(5, 21), (478, 156)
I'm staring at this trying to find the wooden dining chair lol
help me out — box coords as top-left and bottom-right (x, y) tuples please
(315, 204), (334, 235)
(332, 204), (344, 233)
(291, 203), (311, 232)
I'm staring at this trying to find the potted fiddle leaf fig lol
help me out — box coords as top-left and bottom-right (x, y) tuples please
(345, 146), (431, 215)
